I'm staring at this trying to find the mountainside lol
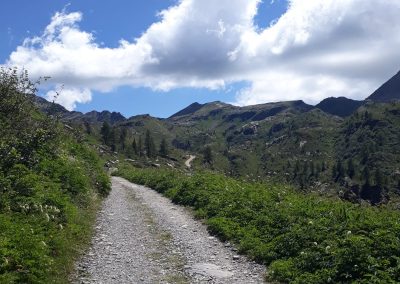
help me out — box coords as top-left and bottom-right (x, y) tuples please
(32, 70), (400, 205)
(0, 69), (110, 282)
(316, 96), (363, 117)
(367, 70), (400, 102)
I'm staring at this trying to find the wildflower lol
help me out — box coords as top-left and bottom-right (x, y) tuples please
(347, 230), (352, 235)
(313, 242), (318, 246)
(308, 220), (314, 225)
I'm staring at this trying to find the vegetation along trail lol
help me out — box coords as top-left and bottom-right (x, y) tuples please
(73, 177), (266, 283)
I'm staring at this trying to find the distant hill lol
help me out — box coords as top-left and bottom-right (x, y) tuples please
(315, 97), (363, 117)
(169, 102), (204, 118)
(32, 95), (125, 125)
(367, 70), (400, 102)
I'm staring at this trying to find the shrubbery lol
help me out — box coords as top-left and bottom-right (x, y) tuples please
(116, 165), (400, 283)
(0, 68), (110, 283)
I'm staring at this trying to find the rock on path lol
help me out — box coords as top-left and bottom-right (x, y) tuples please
(73, 176), (266, 283)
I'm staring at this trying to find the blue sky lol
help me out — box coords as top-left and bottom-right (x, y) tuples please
(2, 0), (400, 118)
(1, 0), (287, 118)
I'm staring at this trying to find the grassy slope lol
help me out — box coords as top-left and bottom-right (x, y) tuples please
(0, 69), (110, 283)
(115, 164), (400, 283)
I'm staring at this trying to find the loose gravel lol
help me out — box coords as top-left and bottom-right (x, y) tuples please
(72, 176), (266, 284)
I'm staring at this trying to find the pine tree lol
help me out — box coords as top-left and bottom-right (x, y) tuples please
(374, 168), (383, 188)
(203, 146), (213, 164)
(119, 128), (128, 150)
(145, 130), (156, 158)
(100, 121), (111, 145)
(138, 136), (143, 157)
(84, 121), (92, 135)
(159, 138), (169, 157)
(347, 158), (355, 179)
(363, 166), (371, 186)
(132, 138), (138, 155)
(109, 128), (116, 152)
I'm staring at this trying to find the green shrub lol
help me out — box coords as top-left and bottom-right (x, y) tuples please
(0, 68), (111, 282)
(115, 164), (400, 283)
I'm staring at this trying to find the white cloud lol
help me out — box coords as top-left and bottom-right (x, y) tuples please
(46, 85), (92, 111)
(5, 0), (400, 109)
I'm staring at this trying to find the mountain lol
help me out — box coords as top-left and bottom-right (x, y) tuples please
(169, 102), (205, 118)
(315, 97), (363, 117)
(78, 110), (126, 125)
(367, 70), (400, 102)
(29, 70), (400, 205)
(32, 95), (126, 125)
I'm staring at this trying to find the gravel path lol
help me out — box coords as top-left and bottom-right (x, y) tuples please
(184, 155), (196, 168)
(73, 176), (266, 284)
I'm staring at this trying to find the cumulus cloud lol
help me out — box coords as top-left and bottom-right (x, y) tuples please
(5, 0), (400, 109)
(46, 85), (92, 111)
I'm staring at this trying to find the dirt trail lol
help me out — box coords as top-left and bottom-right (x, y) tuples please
(184, 155), (196, 168)
(73, 176), (266, 283)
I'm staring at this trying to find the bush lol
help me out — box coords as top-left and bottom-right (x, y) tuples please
(0, 68), (110, 282)
(115, 164), (400, 283)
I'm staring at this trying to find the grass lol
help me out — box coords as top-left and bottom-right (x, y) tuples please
(115, 164), (400, 283)
(0, 140), (110, 283)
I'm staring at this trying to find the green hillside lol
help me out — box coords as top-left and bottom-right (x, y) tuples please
(0, 68), (111, 283)
(51, 84), (400, 205)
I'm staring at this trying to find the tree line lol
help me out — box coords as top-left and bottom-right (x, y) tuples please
(100, 121), (169, 158)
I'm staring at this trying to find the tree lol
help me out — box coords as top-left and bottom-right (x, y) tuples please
(84, 121), (92, 135)
(100, 121), (111, 145)
(138, 136), (143, 157)
(119, 128), (128, 150)
(144, 130), (156, 158)
(347, 158), (355, 179)
(109, 128), (117, 152)
(203, 146), (213, 164)
(363, 166), (371, 186)
(159, 138), (169, 157)
(132, 138), (138, 155)
(374, 168), (383, 188)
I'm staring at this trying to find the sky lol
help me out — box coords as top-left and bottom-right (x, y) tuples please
(1, 0), (400, 118)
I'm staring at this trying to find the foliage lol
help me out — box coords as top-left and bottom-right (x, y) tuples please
(159, 138), (169, 157)
(115, 165), (400, 283)
(144, 129), (156, 157)
(0, 68), (110, 283)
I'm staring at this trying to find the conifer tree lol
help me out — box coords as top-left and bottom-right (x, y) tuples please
(100, 121), (111, 145)
(203, 146), (213, 164)
(145, 130), (156, 158)
(119, 128), (127, 150)
(159, 138), (169, 157)
(132, 138), (138, 155)
(138, 136), (143, 157)
(347, 158), (355, 179)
